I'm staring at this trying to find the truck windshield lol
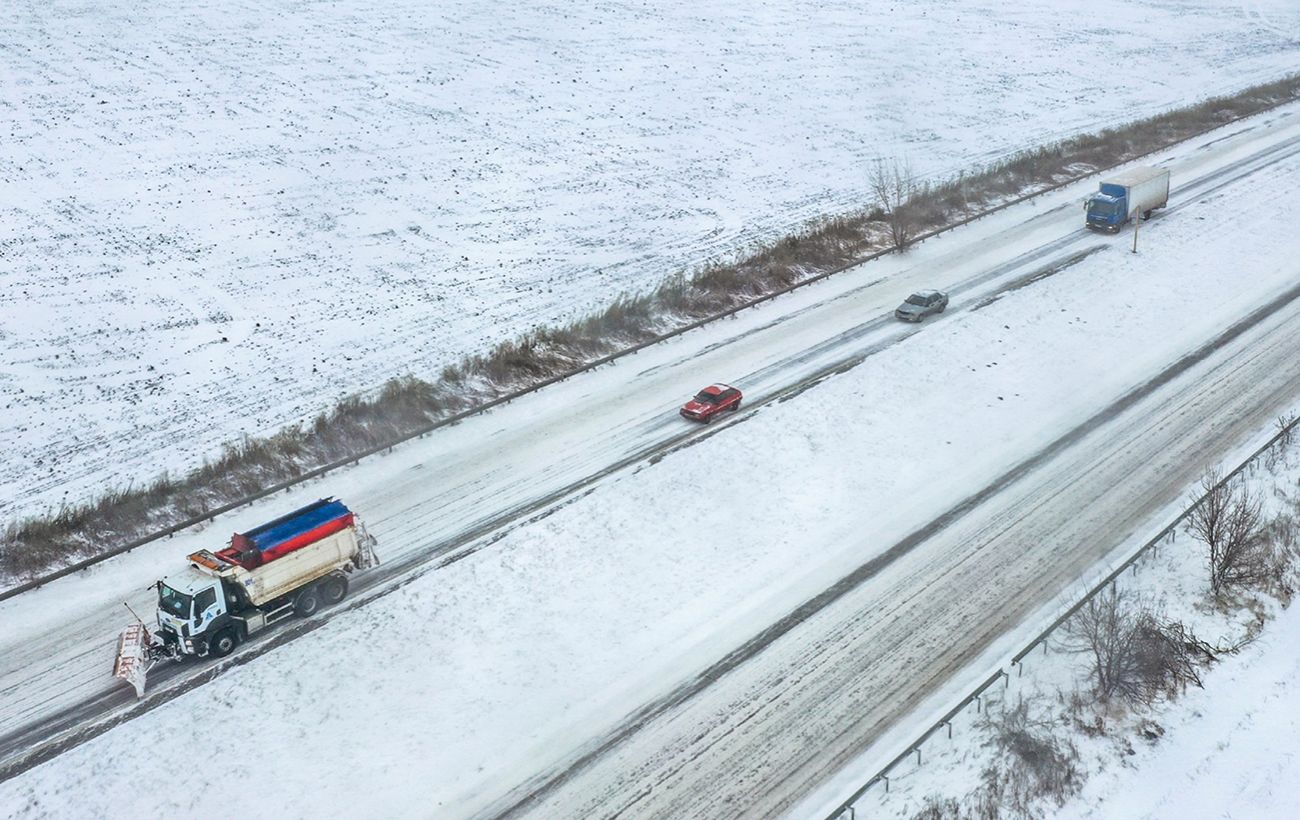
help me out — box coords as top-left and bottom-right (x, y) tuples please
(1089, 201), (1120, 218)
(158, 583), (193, 619)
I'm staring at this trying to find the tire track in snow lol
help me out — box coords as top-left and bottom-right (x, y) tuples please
(480, 278), (1300, 819)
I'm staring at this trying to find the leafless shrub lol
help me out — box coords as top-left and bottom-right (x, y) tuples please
(1131, 618), (1215, 703)
(1063, 587), (1212, 705)
(869, 158), (921, 251)
(1186, 469), (1277, 600)
(904, 703), (1081, 820)
(1064, 587), (1143, 702)
(1279, 412), (1299, 446)
(977, 700), (1081, 816)
(909, 795), (963, 820)
(1264, 413), (1298, 471)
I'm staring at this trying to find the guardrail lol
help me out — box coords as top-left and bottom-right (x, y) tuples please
(824, 411), (1300, 820)
(0, 104), (1282, 604)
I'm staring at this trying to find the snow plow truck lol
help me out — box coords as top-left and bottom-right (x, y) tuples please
(113, 498), (379, 697)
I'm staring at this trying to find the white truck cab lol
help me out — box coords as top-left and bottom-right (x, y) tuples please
(155, 569), (228, 656)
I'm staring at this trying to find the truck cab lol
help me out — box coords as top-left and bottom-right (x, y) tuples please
(1084, 189), (1126, 231)
(154, 568), (239, 658)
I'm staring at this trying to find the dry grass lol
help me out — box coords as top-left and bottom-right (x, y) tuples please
(5, 73), (1300, 581)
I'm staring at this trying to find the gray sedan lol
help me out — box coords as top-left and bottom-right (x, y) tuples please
(894, 289), (949, 322)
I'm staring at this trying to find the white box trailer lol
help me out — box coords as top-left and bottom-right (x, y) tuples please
(113, 499), (379, 697)
(1084, 166), (1170, 232)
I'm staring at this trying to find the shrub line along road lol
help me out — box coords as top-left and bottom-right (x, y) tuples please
(2, 105), (1300, 815)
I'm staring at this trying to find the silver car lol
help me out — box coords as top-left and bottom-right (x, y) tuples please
(895, 289), (948, 322)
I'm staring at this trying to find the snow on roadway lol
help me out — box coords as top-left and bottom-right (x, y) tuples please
(827, 420), (1300, 820)
(4, 0), (1300, 521)
(3, 103), (1300, 818)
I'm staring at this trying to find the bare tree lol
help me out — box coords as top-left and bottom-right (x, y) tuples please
(1064, 587), (1142, 702)
(1268, 412), (1299, 469)
(1064, 587), (1211, 704)
(1185, 469), (1272, 599)
(868, 158), (919, 251)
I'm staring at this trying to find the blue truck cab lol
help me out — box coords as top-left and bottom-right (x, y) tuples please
(1084, 185), (1129, 231)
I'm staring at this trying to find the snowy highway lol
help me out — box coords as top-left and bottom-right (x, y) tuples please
(3, 105), (1300, 816)
(490, 257), (1300, 819)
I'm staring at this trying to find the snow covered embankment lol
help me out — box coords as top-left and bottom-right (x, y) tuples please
(833, 421), (1300, 820)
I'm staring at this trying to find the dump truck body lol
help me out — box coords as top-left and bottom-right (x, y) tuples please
(192, 524), (361, 607)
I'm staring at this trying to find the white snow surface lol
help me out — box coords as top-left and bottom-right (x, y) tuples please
(829, 430), (1300, 820)
(4, 0), (1300, 519)
(1065, 604), (1300, 819)
(2, 103), (1300, 817)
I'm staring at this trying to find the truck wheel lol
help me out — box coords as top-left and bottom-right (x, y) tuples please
(294, 587), (321, 617)
(210, 629), (238, 658)
(321, 573), (349, 606)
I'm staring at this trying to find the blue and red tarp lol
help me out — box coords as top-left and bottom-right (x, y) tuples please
(218, 499), (354, 568)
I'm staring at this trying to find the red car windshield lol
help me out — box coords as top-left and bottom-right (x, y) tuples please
(693, 392), (719, 404)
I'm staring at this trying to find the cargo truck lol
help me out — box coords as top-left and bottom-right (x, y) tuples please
(113, 498), (379, 696)
(1084, 166), (1170, 232)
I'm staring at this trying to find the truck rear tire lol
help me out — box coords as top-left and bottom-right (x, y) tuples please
(321, 573), (348, 606)
(294, 587), (321, 617)
(210, 629), (238, 658)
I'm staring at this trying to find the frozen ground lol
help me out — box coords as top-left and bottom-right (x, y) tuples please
(4, 0), (1300, 521)
(1062, 601), (1300, 820)
(2, 103), (1299, 817)
(829, 423), (1300, 820)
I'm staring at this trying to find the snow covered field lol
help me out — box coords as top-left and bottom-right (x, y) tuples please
(4, 0), (1300, 520)
(2, 101), (1300, 817)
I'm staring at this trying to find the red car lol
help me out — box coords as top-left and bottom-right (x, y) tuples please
(680, 383), (742, 423)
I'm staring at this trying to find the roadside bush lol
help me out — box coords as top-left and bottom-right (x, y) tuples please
(904, 703), (1081, 820)
(1185, 469), (1280, 601)
(975, 700), (1081, 817)
(1063, 588), (1212, 705)
(909, 795), (964, 820)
